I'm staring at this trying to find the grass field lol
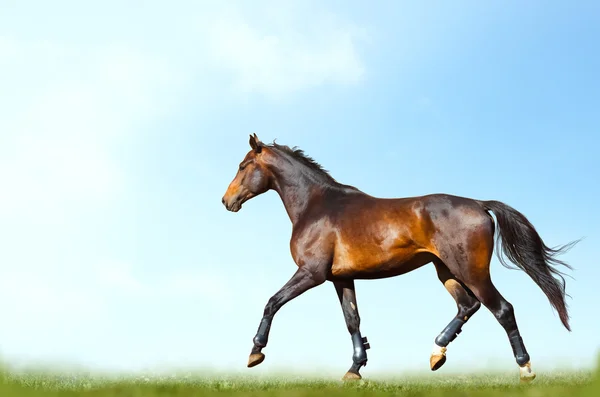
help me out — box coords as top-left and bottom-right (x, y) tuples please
(1, 363), (598, 396)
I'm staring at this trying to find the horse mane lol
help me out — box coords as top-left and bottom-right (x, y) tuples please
(267, 141), (338, 183)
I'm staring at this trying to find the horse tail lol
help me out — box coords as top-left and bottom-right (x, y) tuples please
(478, 200), (579, 331)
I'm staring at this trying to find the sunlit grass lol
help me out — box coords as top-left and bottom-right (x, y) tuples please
(1, 359), (598, 396)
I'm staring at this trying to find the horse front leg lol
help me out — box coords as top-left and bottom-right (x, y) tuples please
(333, 279), (370, 381)
(248, 266), (327, 368)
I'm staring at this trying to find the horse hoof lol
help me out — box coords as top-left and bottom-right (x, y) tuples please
(430, 354), (447, 371)
(519, 362), (536, 383)
(247, 352), (265, 368)
(342, 371), (362, 381)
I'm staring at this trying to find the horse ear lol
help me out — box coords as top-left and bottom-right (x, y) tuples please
(249, 133), (262, 153)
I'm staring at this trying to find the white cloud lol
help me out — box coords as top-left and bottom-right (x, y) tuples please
(0, 2), (367, 214)
(197, 2), (367, 98)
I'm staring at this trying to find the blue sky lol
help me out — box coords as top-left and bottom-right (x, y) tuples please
(0, 0), (598, 378)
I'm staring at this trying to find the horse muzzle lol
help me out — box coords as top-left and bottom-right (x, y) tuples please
(222, 195), (243, 212)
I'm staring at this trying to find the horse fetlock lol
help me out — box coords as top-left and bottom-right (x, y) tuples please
(435, 318), (465, 347)
(352, 352), (368, 366)
(253, 335), (267, 348)
(431, 317), (466, 371)
(351, 332), (369, 365)
(345, 360), (366, 381)
(515, 353), (531, 367)
(253, 318), (271, 347)
(509, 334), (530, 366)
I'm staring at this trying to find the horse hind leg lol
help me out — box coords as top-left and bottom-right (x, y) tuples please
(435, 219), (535, 382)
(463, 276), (537, 382)
(430, 260), (481, 371)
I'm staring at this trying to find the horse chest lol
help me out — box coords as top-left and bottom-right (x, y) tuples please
(289, 223), (336, 267)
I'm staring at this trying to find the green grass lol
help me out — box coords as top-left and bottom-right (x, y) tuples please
(1, 364), (598, 396)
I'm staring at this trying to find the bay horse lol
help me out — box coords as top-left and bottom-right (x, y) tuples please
(221, 134), (577, 382)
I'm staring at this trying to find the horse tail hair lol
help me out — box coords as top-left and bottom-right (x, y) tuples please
(479, 200), (579, 331)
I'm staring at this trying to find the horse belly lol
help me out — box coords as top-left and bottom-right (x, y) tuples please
(330, 245), (434, 280)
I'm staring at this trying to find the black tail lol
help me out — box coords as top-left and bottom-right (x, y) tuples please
(479, 200), (579, 331)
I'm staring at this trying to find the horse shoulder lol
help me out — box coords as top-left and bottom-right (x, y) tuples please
(289, 215), (336, 269)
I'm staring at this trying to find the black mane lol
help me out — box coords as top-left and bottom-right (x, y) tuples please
(267, 141), (338, 183)
(264, 140), (360, 192)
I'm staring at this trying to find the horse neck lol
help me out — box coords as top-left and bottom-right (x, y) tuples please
(270, 161), (331, 226)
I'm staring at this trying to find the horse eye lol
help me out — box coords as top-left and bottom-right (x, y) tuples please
(239, 164), (246, 171)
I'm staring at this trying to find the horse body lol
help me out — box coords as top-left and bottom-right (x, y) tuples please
(221, 134), (577, 382)
(289, 190), (494, 281)
(328, 194), (432, 279)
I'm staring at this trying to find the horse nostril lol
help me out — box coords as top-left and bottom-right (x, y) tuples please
(222, 197), (226, 205)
